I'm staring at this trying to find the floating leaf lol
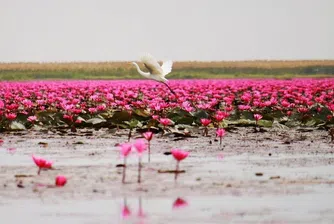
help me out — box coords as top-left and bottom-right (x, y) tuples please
(272, 121), (289, 130)
(157, 169), (186, 174)
(124, 119), (141, 129)
(86, 117), (106, 125)
(10, 121), (26, 130)
(110, 111), (131, 123)
(258, 119), (273, 127)
(133, 109), (151, 118)
(192, 110), (209, 119)
(15, 174), (34, 178)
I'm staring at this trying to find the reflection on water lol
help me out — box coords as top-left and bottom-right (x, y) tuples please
(1, 191), (334, 224)
(121, 198), (131, 219)
(121, 197), (188, 223)
(172, 197), (188, 209)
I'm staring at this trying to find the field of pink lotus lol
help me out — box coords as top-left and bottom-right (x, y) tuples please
(1, 78), (334, 223)
(1, 79), (333, 132)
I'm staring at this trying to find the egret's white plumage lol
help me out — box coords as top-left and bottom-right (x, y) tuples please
(161, 60), (173, 76)
(132, 53), (175, 94)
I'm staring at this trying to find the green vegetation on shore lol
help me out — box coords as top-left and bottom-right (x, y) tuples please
(0, 60), (333, 80)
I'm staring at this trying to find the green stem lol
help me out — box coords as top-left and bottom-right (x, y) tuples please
(148, 141), (151, 163)
(122, 157), (126, 184)
(138, 157), (142, 183)
(174, 161), (180, 181)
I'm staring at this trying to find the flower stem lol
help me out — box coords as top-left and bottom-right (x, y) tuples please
(161, 127), (166, 137)
(174, 161), (180, 181)
(37, 167), (41, 175)
(122, 157), (126, 184)
(128, 129), (132, 142)
(148, 142), (151, 163)
(138, 157), (142, 183)
(204, 127), (208, 136)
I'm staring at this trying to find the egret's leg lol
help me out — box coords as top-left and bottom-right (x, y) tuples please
(160, 81), (176, 96)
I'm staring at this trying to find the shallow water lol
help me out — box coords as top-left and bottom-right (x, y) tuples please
(1, 128), (334, 223)
(1, 188), (334, 224)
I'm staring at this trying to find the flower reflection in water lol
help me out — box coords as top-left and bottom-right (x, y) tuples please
(172, 197), (188, 209)
(121, 198), (131, 219)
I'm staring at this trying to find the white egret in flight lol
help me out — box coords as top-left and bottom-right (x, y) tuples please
(131, 53), (175, 95)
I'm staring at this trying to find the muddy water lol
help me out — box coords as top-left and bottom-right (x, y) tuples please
(0, 127), (334, 223)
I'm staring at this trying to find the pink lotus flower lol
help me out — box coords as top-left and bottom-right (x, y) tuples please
(172, 197), (188, 209)
(63, 114), (73, 121)
(254, 113), (263, 126)
(118, 143), (132, 183)
(152, 115), (159, 120)
(200, 118), (211, 136)
(159, 118), (172, 126)
(159, 118), (172, 136)
(143, 131), (153, 141)
(88, 107), (97, 114)
(216, 128), (225, 137)
(55, 175), (67, 187)
(171, 149), (189, 181)
(297, 107), (309, 113)
(214, 111), (229, 122)
(171, 149), (189, 161)
(27, 116), (37, 123)
(133, 139), (147, 183)
(32, 155), (53, 175)
(254, 114), (263, 121)
(216, 128), (226, 148)
(0, 139), (3, 145)
(238, 105), (251, 111)
(182, 101), (194, 112)
(5, 113), (17, 121)
(133, 139), (147, 156)
(143, 131), (154, 162)
(120, 143), (132, 157)
(200, 118), (211, 126)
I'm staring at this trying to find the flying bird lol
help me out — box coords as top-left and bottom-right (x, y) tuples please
(131, 53), (175, 95)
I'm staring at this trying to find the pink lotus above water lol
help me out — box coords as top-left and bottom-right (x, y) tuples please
(216, 128), (226, 148)
(133, 139), (147, 183)
(119, 143), (132, 183)
(143, 131), (154, 162)
(55, 175), (67, 187)
(32, 155), (53, 175)
(171, 149), (189, 181)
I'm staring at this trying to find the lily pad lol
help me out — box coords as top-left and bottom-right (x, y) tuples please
(10, 121), (26, 130)
(86, 117), (106, 125)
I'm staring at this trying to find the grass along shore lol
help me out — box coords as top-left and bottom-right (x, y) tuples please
(0, 60), (333, 80)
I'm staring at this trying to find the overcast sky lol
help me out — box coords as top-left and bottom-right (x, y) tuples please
(0, 0), (333, 62)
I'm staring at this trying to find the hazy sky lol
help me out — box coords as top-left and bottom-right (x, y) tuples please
(0, 0), (333, 62)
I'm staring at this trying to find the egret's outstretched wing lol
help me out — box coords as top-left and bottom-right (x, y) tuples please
(140, 53), (163, 75)
(161, 60), (173, 76)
